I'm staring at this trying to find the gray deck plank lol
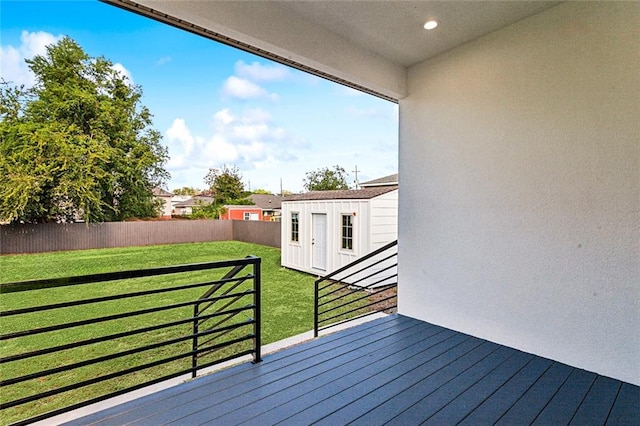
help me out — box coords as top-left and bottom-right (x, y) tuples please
(495, 362), (574, 425)
(269, 331), (469, 426)
(336, 340), (497, 426)
(228, 322), (453, 425)
(532, 368), (597, 425)
(606, 382), (640, 425)
(62, 315), (639, 426)
(569, 375), (622, 425)
(458, 356), (553, 425)
(386, 346), (515, 425)
(422, 350), (535, 425)
(168, 319), (438, 425)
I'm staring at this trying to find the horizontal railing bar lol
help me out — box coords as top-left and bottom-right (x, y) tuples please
(345, 278), (398, 292)
(197, 279), (248, 317)
(1, 318), (255, 387)
(1, 274), (253, 317)
(0, 257), (260, 294)
(10, 348), (256, 426)
(319, 290), (385, 316)
(0, 291), (255, 341)
(317, 310), (388, 333)
(318, 296), (397, 325)
(199, 258), (254, 300)
(196, 329), (235, 354)
(342, 265), (397, 290)
(196, 308), (252, 350)
(316, 240), (397, 285)
(318, 275), (397, 307)
(198, 308), (246, 336)
(317, 252), (397, 292)
(1, 334), (254, 410)
(318, 270), (398, 303)
(0, 304), (254, 364)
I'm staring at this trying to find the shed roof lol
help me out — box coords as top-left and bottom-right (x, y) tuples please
(283, 186), (397, 202)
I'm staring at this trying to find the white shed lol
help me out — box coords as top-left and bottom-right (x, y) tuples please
(281, 185), (398, 276)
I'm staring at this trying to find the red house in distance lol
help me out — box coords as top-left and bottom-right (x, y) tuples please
(219, 194), (282, 221)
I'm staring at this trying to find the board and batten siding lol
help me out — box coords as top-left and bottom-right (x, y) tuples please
(369, 189), (398, 249)
(281, 190), (398, 276)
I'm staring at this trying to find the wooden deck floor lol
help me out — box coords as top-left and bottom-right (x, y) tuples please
(66, 315), (638, 425)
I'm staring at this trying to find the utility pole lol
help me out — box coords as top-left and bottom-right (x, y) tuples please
(352, 165), (360, 189)
(280, 178), (283, 196)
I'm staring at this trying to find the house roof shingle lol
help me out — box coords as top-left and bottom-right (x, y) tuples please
(249, 194), (282, 210)
(360, 173), (398, 187)
(283, 186), (397, 202)
(152, 188), (173, 197)
(174, 196), (213, 208)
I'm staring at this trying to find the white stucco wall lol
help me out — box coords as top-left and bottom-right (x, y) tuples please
(399, 1), (639, 385)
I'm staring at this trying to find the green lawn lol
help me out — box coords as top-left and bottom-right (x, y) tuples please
(0, 241), (318, 424)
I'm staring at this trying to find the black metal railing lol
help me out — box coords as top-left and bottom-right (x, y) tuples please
(0, 256), (261, 426)
(314, 240), (397, 337)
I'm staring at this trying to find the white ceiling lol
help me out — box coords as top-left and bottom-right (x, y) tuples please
(275, 1), (562, 67)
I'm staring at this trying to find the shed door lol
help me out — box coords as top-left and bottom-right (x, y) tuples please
(312, 213), (327, 270)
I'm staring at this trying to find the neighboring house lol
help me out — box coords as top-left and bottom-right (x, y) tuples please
(281, 181), (398, 275)
(152, 188), (173, 219)
(170, 194), (191, 215)
(220, 205), (263, 221)
(359, 173), (398, 188)
(220, 194), (282, 221)
(172, 196), (214, 216)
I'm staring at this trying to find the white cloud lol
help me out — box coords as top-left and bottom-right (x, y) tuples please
(0, 30), (62, 87)
(234, 60), (290, 82)
(164, 108), (308, 186)
(213, 109), (235, 126)
(166, 118), (194, 152)
(111, 62), (134, 85)
(221, 76), (278, 100)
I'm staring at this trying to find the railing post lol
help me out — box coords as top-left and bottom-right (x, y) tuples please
(314, 278), (319, 338)
(252, 257), (262, 363)
(192, 302), (199, 378)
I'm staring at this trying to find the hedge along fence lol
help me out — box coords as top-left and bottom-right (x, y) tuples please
(0, 220), (281, 255)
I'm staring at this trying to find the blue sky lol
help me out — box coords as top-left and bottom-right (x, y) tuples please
(0, 1), (398, 194)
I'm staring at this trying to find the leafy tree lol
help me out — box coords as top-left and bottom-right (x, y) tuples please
(303, 165), (349, 191)
(252, 188), (273, 195)
(0, 37), (168, 223)
(190, 202), (226, 220)
(204, 165), (247, 204)
(198, 165), (253, 218)
(173, 186), (200, 196)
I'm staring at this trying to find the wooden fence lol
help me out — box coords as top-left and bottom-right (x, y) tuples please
(0, 220), (281, 255)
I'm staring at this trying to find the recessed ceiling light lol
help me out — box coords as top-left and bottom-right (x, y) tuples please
(424, 20), (438, 30)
